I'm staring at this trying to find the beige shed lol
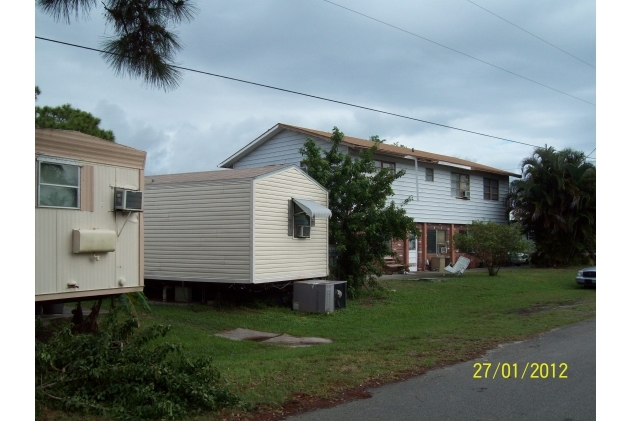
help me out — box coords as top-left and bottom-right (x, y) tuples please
(35, 129), (147, 302)
(143, 165), (331, 284)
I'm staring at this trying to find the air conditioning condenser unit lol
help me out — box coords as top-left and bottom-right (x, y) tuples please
(292, 280), (347, 313)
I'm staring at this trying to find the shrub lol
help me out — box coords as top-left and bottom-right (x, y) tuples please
(35, 307), (239, 420)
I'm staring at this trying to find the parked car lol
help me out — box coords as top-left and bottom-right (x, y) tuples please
(509, 252), (530, 266)
(576, 267), (596, 287)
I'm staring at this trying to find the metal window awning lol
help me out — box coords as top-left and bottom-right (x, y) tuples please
(293, 198), (332, 218)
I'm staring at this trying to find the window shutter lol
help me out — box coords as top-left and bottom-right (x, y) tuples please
(288, 199), (294, 236)
(80, 165), (94, 212)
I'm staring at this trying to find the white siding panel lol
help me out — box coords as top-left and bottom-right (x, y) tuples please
(253, 167), (328, 282)
(35, 209), (57, 295)
(234, 130), (341, 168)
(115, 167), (142, 288)
(144, 179), (252, 282)
(55, 164), (118, 293)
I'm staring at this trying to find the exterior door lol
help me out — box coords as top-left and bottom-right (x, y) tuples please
(408, 235), (418, 272)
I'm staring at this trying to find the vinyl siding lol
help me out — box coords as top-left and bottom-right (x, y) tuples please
(231, 129), (508, 225)
(144, 180), (252, 282)
(233, 129), (347, 168)
(388, 158), (509, 224)
(253, 167), (328, 282)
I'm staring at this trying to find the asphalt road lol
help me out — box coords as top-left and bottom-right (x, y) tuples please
(286, 318), (596, 421)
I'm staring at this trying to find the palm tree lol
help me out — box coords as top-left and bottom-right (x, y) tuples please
(37, 0), (197, 90)
(508, 147), (595, 267)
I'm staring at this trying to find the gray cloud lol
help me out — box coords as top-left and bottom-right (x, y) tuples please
(35, 0), (596, 176)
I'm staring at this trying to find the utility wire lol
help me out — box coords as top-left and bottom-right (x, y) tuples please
(586, 147), (596, 158)
(321, 0), (595, 106)
(464, 0), (595, 69)
(36, 35), (541, 148)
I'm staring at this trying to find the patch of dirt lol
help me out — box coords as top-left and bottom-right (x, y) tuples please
(508, 300), (581, 316)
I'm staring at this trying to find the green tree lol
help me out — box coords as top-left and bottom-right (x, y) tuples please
(299, 127), (419, 296)
(36, 103), (116, 141)
(507, 147), (596, 267)
(453, 220), (531, 276)
(37, 0), (198, 90)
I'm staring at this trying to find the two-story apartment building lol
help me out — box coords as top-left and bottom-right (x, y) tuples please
(219, 123), (520, 271)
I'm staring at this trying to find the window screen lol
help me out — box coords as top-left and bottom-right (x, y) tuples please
(38, 162), (80, 208)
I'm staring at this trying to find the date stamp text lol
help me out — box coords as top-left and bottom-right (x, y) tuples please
(473, 362), (568, 379)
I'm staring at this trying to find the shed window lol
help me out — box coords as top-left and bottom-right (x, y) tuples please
(288, 198), (332, 239)
(38, 161), (80, 209)
(425, 168), (434, 182)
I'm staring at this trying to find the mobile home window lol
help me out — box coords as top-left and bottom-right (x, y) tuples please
(450, 173), (470, 199)
(484, 178), (499, 201)
(425, 168), (434, 182)
(38, 161), (80, 209)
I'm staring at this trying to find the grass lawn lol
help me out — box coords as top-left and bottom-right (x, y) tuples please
(38, 266), (595, 420)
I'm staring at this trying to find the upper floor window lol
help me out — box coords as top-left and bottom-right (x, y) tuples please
(484, 178), (499, 201)
(374, 160), (396, 174)
(451, 173), (470, 199)
(299, 161), (309, 173)
(38, 161), (80, 209)
(425, 168), (434, 182)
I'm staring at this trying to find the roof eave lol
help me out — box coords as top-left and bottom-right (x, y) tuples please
(218, 123), (284, 168)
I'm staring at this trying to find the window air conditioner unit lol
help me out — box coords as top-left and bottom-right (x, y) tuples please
(440, 246), (448, 254)
(114, 189), (143, 212)
(296, 225), (311, 238)
(462, 191), (470, 199)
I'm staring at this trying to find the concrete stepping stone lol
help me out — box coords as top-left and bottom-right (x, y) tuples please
(215, 328), (332, 347)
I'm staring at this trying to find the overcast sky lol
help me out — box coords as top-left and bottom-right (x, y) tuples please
(34, 0), (596, 176)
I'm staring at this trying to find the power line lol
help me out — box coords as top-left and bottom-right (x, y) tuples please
(464, 0), (595, 69)
(36, 35), (541, 148)
(586, 147), (596, 158)
(321, 0), (595, 106)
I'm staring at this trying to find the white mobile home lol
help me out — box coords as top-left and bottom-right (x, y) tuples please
(144, 165), (331, 284)
(35, 129), (147, 302)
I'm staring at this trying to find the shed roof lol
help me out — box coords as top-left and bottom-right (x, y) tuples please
(146, 164), (294, 185)
(220, 123), (520, 177)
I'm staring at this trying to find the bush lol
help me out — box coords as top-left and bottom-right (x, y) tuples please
(35, 307), (239, 420)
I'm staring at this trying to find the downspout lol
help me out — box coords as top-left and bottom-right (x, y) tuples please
(403, 154), (419, 271)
